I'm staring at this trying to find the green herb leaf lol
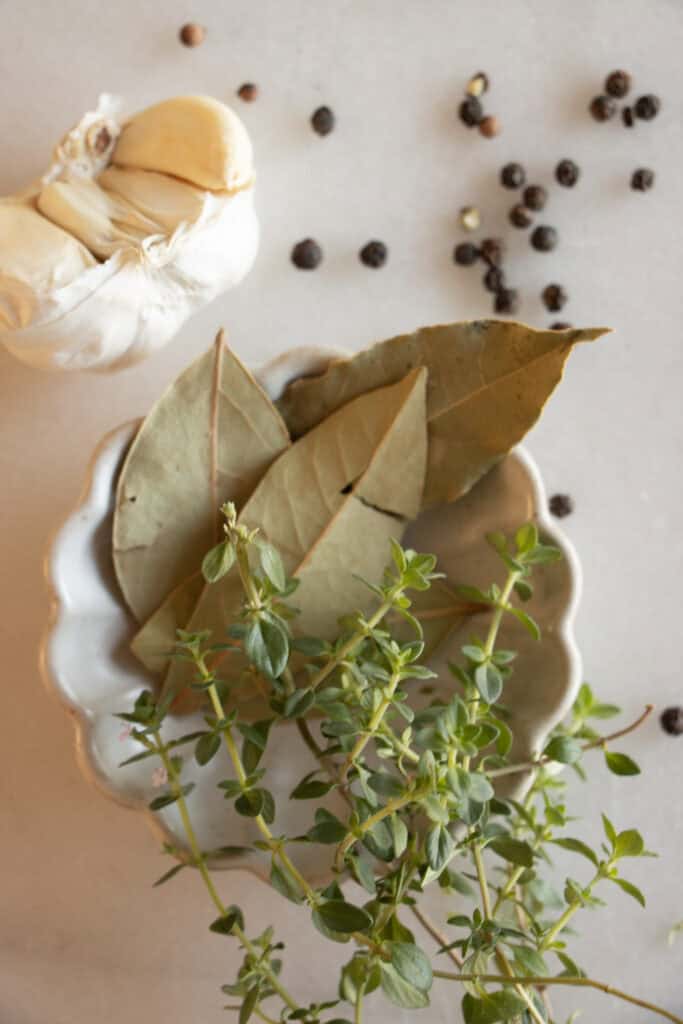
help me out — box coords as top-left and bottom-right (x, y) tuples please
(209, 904), (244, 935)
(551, 837), (599, 867)
(380, 963), (430, 1009)
(489, 836), (535, 868)
(368, 772), (405, 798)
(601, 813), (617, 848)
(426, 824), (453, 874)
(202, 540), (235, 583)
(149, 782), (195, 811)
(307, 809), (348, 845)
(283, 687), (316, 719)
(195, 731), (221, 766)
(315, 900), (373, 935)
(611, 876), (646, 907)
(245, 617), (290, 680)
(270, 861), (304, 904)
(256, 540), (286, 592)
(511, 945), (549, 977)
(462, 990), (527, 1023)
(152, 862), (186, 887)
(605, 751), (640, 776)
(239, 986), (259, 1024)
(544, 735), (581, 764)
(290, 777), (335, 800)
(390, 942), (433, 992)
(474, 662), (503, 704)
(614, 829), (645, 858)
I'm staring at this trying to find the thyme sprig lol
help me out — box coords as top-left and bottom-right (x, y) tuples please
(117, 514), (677, 1024)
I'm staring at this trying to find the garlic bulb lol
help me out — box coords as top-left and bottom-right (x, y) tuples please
(0, 94), (258, 372)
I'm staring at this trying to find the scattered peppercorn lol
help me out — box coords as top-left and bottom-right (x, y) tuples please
(459, 96), (483, 127)
(634, 94), (661, 121)
(479, 115), (501, 138)
(622, 106), (634, 128)
(531, 225), (558, 252)
(311, 106), (335, 136)
(453, 242), (480, 266)
(605, 69), (631, 99)
(483, 266), (506, 292)
(523, 185), (547, 211)
(291, 238), (323, 270)
(501, 162), (526, 189)
(631, 168), (655, 191)
(359, 240), (388, 268)
(459, 206), (481, 232)
(509, 204), (533, 229)
(466, 71), (489, 97)
(237, 82), (259, 102)
(480, 237), (505, 265)
(494, 288), (519, 315)
(549, 493), (574, 518)
(556, 159), (580, 187)
(542, 283), (568, 312)
(660, 707), (683, 736)
(590, 95), (617, 122)
(550, 321), (572, 330)
(179, 22), (205, 47)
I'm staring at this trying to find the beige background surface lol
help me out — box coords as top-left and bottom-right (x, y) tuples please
(1, 1), (682, 1021)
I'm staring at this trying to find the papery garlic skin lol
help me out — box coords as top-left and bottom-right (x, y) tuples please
(0, 94), (258, 372)
(0, 201), (97, 330)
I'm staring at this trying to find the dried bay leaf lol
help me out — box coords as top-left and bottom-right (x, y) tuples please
(276, 321), (608, 508)
(113, 332), (290, 622)
(157, 367), (428, 702)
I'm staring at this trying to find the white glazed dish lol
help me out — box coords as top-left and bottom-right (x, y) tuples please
(42, 346), (582, 883)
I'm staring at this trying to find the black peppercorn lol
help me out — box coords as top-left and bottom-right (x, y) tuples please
(480, 237), (505, 266)
(509, 204), (533, 229)
(550, 321), (572, 331)
(291, 238), (323, 270)
(634, 94), (661, 121)
(542, 283), (568, 312)
(523, 185), (547, 212)
(500, 162), (526, 189)
(661, 707), (683, 736)
(479, 115), (500, 138)
(590, 95), (617, 122)
(459, 96), (483, 127)
(549, 493), (574, 518)
(453, 242), (480, 266)
(359, 240), (388, 268)
(237, 82), (259, 102)
(531, 225), (558, 252)
(494, 288), (519, 315)
(631, 168), (655, 191)
(605, 69), (631, 98)
(483, 266), (505, 292)
(556, 159), (580, 187)
(622, 106), (634, 128)
(311, 106), (335, 136)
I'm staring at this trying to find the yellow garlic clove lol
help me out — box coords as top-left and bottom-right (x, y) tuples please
(37, 178), (160, 260)
(112, 95), (253, 192)
(0, 200), (96, 322)
(97, 166), (206, 233)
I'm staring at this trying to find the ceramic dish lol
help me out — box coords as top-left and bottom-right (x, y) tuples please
(42, 346), (582, 882)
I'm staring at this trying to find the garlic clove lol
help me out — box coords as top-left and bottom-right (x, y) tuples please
(111, 95), (253, 192)
(37, 177), (160, 260)
(97, 166), (206, 234)
(0, 200), (96, 327)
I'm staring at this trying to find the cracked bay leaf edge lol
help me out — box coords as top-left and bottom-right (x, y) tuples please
(133, 366), (428, 708)
(276, 320), (610, 509)
(112, 332), (290, 623)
